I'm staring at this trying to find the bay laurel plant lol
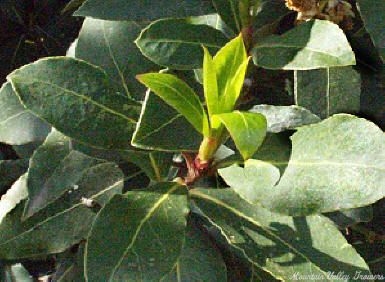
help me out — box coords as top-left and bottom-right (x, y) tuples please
(0, 0), (384, 280)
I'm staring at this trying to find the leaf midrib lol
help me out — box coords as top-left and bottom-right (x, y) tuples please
(109, 184), (181, 280)
(0, 178), (125, 248)
(256, 44), (344, 58)
(141, 38), (223, 48)
(190, 190), (333, 280)
(12, 78), (136, 123)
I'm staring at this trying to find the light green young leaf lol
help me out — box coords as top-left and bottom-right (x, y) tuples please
(85, 182), (188, 282)
(222, 58), (250, 112)
(252, 20), (356, 70)
(212, 111), (267, 160)
(131, 93), (201, 152)
(213, 34), (248, 111)
(203, 47), (219, 118)
(137, 73), (210, 136)
(190, 188), (372, 281)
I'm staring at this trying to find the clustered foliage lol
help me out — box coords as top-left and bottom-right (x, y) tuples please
(0, 0), (384, 281)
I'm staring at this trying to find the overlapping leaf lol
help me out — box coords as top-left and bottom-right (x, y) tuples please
(295, 67), (361, 118)
(76, 19), (159, 101)
(8, 57), (140, 149)
(212, 111), (267, 160)
(356, 0), (385, 62)
(190, 188), (372, 281)
(74, 0), (215, 21)
(23, 130), (105, 218)
(212, 0), (242, 33)
(250, 105), (321, 132)
(221, 114), (385, 216)
(132, 93), (201, 151)
(85, 182), (188, 281)
(252, 20), (356, 70)
(161, 216), (227, 281)
(213, 34), (248, 112)
(0, 82), (50, 145)
(136, 18), (228, 69)
(136, 73), (210, 136)
(0, 159), (29, 195)
(0, 163), (124, 259)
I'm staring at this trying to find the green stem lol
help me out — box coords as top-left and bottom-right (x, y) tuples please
(197, 136), (219, 163)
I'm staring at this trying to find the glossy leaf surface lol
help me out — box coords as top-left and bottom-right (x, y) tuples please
(8, 57), (140, 149)
(252, 20), (355, 70)
(85, 182), (188, 281)
(0, 82), (50, 145)
(76, 19), (159, 100)
(136, 18), (228, 70)
(137, 73), (209, 136)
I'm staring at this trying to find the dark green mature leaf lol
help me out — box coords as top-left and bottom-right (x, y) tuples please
(61, 0), (87, 14)
(85, 182), (188, 281)
(0, 82), (50, 145)
(190, 188), (372, 281)
(212, 0), (242, 33)
(74, 0), (215, 21)
(252, 0), (290, 32)
(212, 111), (267, 160)
(222, 114), (385, 216)
(0, 165), (123, 259)
(360, 65), (385, 129)
(250, 105), (321, 132)
(0, 159), (29, 195)
(76, 19), (159, 101)
(162, 216), (227, 282)
(356, 0), (385, 62)
(136, 18), (228, 70)
(132, 93), (201, 151)
(53, 244), (86, 282)
(23, 130), (105, 218)
(8, 57), (140, 149)
(326, 206), (373, 229)
(252, 20), (356, 70)
(137, 73), (210, 136)
(187, 13), (235, 38)
(71, 141), (174, 182)
(295, 67), (361, 119)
